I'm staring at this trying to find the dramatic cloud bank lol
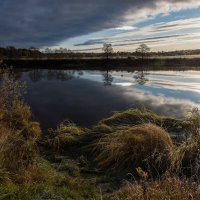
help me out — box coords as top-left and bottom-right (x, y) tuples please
(1, 0), (200, 47)
(75, 17), (200, 51)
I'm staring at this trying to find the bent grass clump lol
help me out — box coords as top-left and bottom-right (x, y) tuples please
(99, 108), (190, 135)
(95, 123), (173, 177)
(93, 123), (113, 134)
(47, 121), (86, 151)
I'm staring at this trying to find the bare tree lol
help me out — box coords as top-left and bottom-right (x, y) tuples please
(102, 43), (113, 59)
(136, 44), (150, 59)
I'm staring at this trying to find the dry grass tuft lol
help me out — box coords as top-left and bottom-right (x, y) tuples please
(99, 108), (190, 135)
(170, 108), (200, 179)
(47, 121), (86, 150)
(93, 123), (113, 134)
(95, 123), (173, 176)
(171, 136), (200, 178)
(116, 176), (200, 200)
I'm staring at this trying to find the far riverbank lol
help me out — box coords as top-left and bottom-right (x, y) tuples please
(2, 57), (200, 70)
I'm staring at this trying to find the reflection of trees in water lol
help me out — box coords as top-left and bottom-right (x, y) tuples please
(134, 71), (149, 85)
(47, 70), (75, 81)
(102, 70), (113, 86)
(28, 69), (82, 82)
(46, 70), (55, 80)
(29, 69), (43, 82)
(77, 71), (84, 76)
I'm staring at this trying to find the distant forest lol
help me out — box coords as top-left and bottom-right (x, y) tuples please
(1, 46), (200, 59)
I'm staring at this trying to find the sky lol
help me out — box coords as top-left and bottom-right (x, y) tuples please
(1, 0), (200, 52)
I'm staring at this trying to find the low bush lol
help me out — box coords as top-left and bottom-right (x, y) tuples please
(0, 133), (38, 172)
(0, 71), (41, 172)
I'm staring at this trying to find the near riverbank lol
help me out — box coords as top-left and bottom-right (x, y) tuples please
(0, 68), (199, 199)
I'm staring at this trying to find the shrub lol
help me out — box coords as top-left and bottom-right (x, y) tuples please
(0, 132), (38, 172)
(95, 123), (173, 177)
(0, 70), (41, 172)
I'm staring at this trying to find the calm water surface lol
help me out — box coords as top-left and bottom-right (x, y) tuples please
(17, 69), (200, 130)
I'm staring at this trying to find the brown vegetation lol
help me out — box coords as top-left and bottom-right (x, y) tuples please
(47, 121), (86, 151)
(116, 176), (200, 200)
(0, 70), (41, 172)
(95, 123), (173, 177)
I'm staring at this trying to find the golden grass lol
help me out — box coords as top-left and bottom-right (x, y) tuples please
(171, 135), (200, 178)
(47, 121), (86, 150)
(95, 123), (173, 176)
(93, 123), (113, 134)
(188, 107), (200, 137)
(116, 176), (200, 200)
(169, 109), (200, 178)
(99, 108), (190, 135)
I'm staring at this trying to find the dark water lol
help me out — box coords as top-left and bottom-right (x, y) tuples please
(17, 69), (200, 130)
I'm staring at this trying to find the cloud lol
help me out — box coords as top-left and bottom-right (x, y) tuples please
(123, 88), (199, 118)
(74, 16), (200, 51)
(0, 0), (200, 47)
(115, 26), (137, 31)
(75, 38), (105, 46)
(75, 34), (185, 46)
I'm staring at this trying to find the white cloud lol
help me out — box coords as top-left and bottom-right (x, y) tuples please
(123, 0), (200, 24)
(104, 17), (200, 51)
(113, 17), (200, 38)
(115, 26), (137, 31)
(123, 88), (199, 118)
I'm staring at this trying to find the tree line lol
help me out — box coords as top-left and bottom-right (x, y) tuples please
(1, 44), (200, 59)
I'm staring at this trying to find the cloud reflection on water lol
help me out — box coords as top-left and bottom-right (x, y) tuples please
(19, 69), (200, 129)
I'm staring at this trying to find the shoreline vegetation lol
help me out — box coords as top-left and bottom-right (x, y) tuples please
(1, 45), (200, 69)
(2, 57), (200, 69)
(0, 68), (200, 199)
